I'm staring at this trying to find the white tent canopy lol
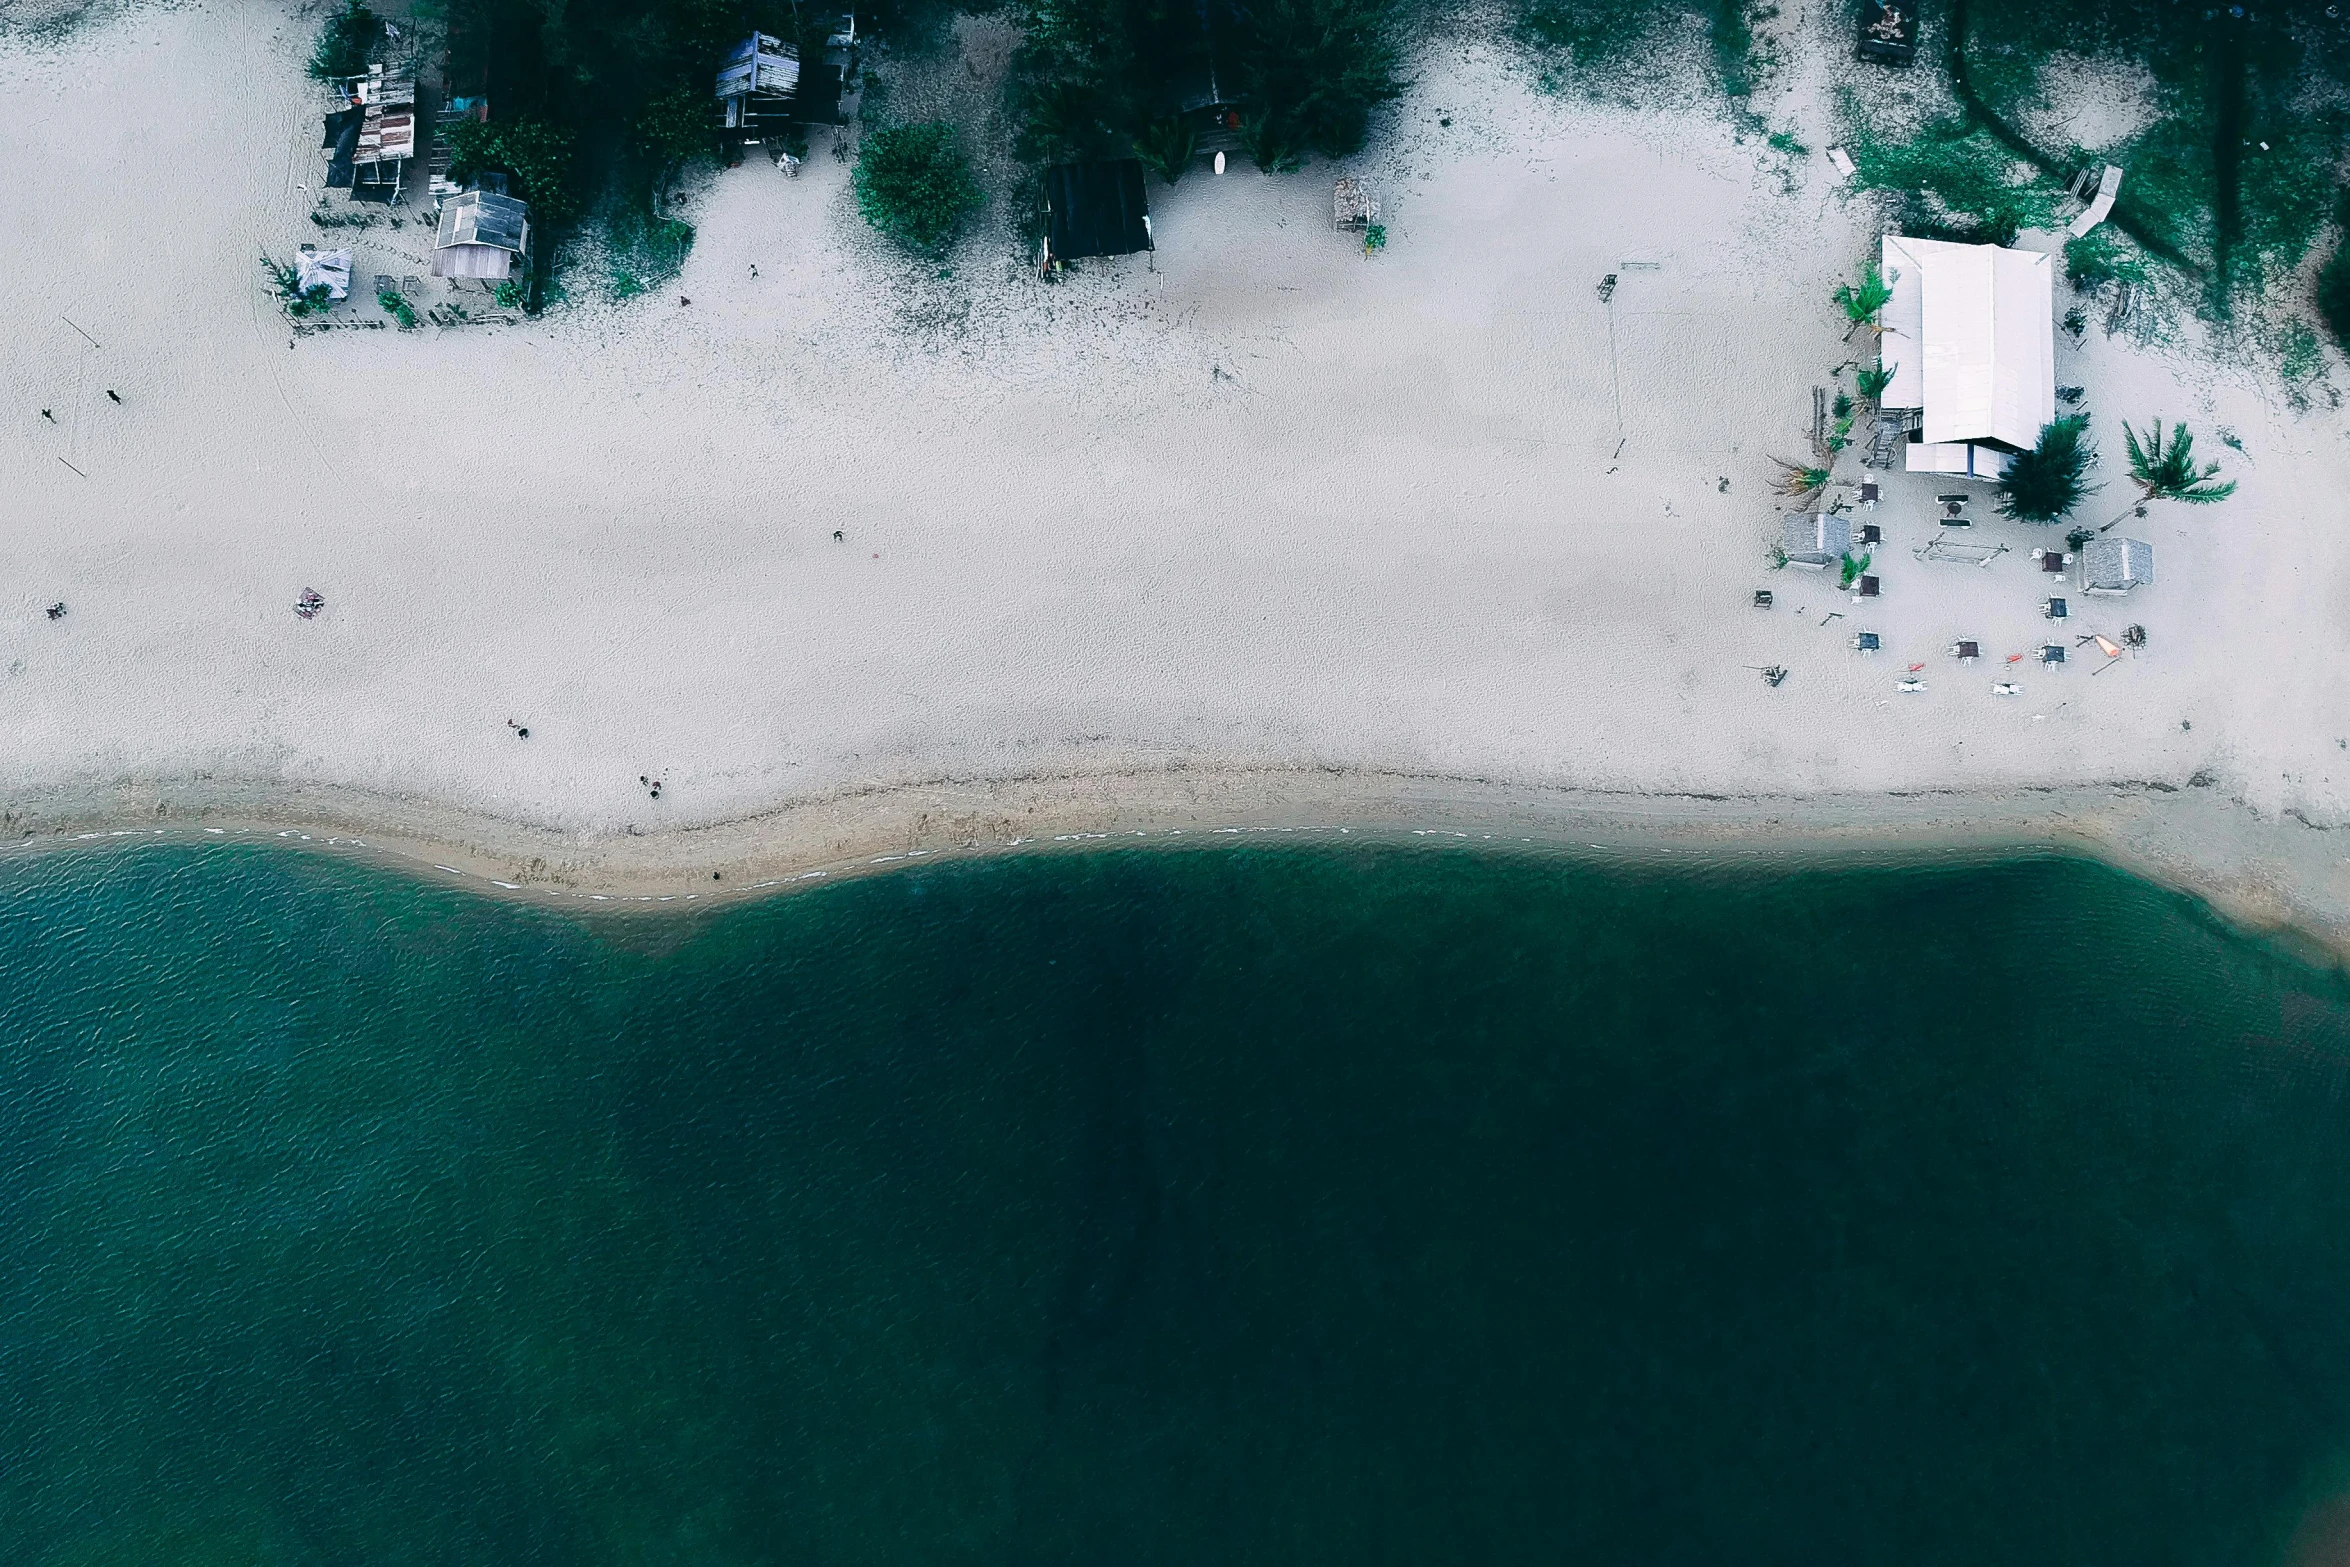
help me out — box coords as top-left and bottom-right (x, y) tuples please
(1877, 235), (2054, 455)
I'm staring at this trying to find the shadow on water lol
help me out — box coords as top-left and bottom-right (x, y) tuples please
(3, 839), (2350, 1565)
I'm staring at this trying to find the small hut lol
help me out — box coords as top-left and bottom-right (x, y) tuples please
(1044, 160), (1152, 264)
(2081, 537), (2155, 594)
(1782, 511), (1853, 569)
(1856, 0), (1918, 65)
(716, 32), (800, 139)
(431, 189), (530, 285)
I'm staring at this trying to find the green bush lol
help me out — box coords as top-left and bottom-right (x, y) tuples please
(1134, 116), (1198, 184)
(1847, 113), (2055, 248)
(1996, 414), (2098, 524)
(308, 0), (377, 81)
(1240, 0), (1405, 161)
(2063, 228), (2148, 292)
(631, 82), (712, 177)
(376, 287), (417, 328)
(445, 116), (581, 227)
(854, 122), (985, 255)
(262, 257), (335, 319)
(493, 280), (527, 310)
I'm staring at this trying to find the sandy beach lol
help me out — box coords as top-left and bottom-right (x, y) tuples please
(4, 1), (2348, 945)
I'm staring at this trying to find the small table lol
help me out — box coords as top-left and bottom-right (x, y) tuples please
(2045, 597), (2068, 619)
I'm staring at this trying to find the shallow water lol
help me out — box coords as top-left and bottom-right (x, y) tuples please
(3, 841), (2349, 1565)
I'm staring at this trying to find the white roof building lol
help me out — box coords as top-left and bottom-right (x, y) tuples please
(1877, 236), (2055, 478)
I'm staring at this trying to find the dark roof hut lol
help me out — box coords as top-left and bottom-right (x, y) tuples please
(1045, 160), (1152, 264)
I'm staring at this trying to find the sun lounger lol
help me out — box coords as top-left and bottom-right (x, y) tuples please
(1992, 681), (2020, 696)
(1897, 677), (1925, 692)
(1753, 589), (1773, 609)
(2067, 164), (2125, 238)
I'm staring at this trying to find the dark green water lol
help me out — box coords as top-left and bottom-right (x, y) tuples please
(5, 842), (2350, 1567)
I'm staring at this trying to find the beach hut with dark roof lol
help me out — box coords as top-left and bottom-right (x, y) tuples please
(2081, 537), (2155, 594)
(1782, 511), (1852, 569)
(1044, 160), (1152, 264)
(432, 189), (530, 284)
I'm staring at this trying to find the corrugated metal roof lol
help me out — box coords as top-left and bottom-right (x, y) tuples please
(717, 32), (800, 98)
(436, 190), (530, 254)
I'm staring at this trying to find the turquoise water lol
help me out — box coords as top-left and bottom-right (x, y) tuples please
(4, 841), (2350, 1566)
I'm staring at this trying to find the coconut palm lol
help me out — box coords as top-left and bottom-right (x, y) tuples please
(1833, 263), (1895, 341)
(1855, 359), (1896, 407)
(2101, 419), (2235, 530)
(1995, 413), (2099, 524)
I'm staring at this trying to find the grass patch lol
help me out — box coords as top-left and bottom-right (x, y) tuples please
(1845, 107), (2058, 248)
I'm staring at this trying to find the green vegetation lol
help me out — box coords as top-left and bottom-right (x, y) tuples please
(1363, 221), (1387, 255)
(376, 286), (418, 328)
(1772, 459), (1831, 500)
(1838, 550), (1872, 590)
(2062, 228), (2149, 293)
(1513, 0), (1764, 101)
(1996, 414), (2098, 524)
(262, 256), (335, 319)
(1012, 0), (1403, 175)
(631, 82), (713, 191)
(494, 280), (527, 309)
(854, 121), (985, 255)
(1832, 262), (1894, 340)
(1930, 0), (2350, 315)
(1845, 112), (2056, 249)
(307, 0), (378, 81)
(2116, 420), (2234, 517)
(602, 203), (695, 298)
(445, 115), (582, 226)
(1855, 360), (1895, 406)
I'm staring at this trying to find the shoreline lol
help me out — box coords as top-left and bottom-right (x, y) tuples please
(7, 767), (2346, 966)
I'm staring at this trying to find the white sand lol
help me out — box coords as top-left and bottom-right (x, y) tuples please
(4, 3), (2348, 936)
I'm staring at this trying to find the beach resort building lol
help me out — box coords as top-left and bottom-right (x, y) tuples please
(1876, 236), (2055, 480)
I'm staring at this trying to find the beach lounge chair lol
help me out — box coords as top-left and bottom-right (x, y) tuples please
(1753, 589), (1773, 609)
(2045, 597), (2068, 620)
(1851, 632), (1880, 652)
(1992, 681), (2020, 696)
(1952, 640), (1980, 661)
(1897, 677), (1925, 693)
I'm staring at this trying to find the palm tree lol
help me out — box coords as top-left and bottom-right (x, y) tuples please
(1996, 414), (2099, 524)
(2102, 419), (2235, 530)
(1833, 263), (1896, 342)
(1854, 359), (1896, 408)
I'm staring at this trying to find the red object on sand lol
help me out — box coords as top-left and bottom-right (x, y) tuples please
(2006, 653), (2025, 663)
(1908, 662), (1925, 672)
